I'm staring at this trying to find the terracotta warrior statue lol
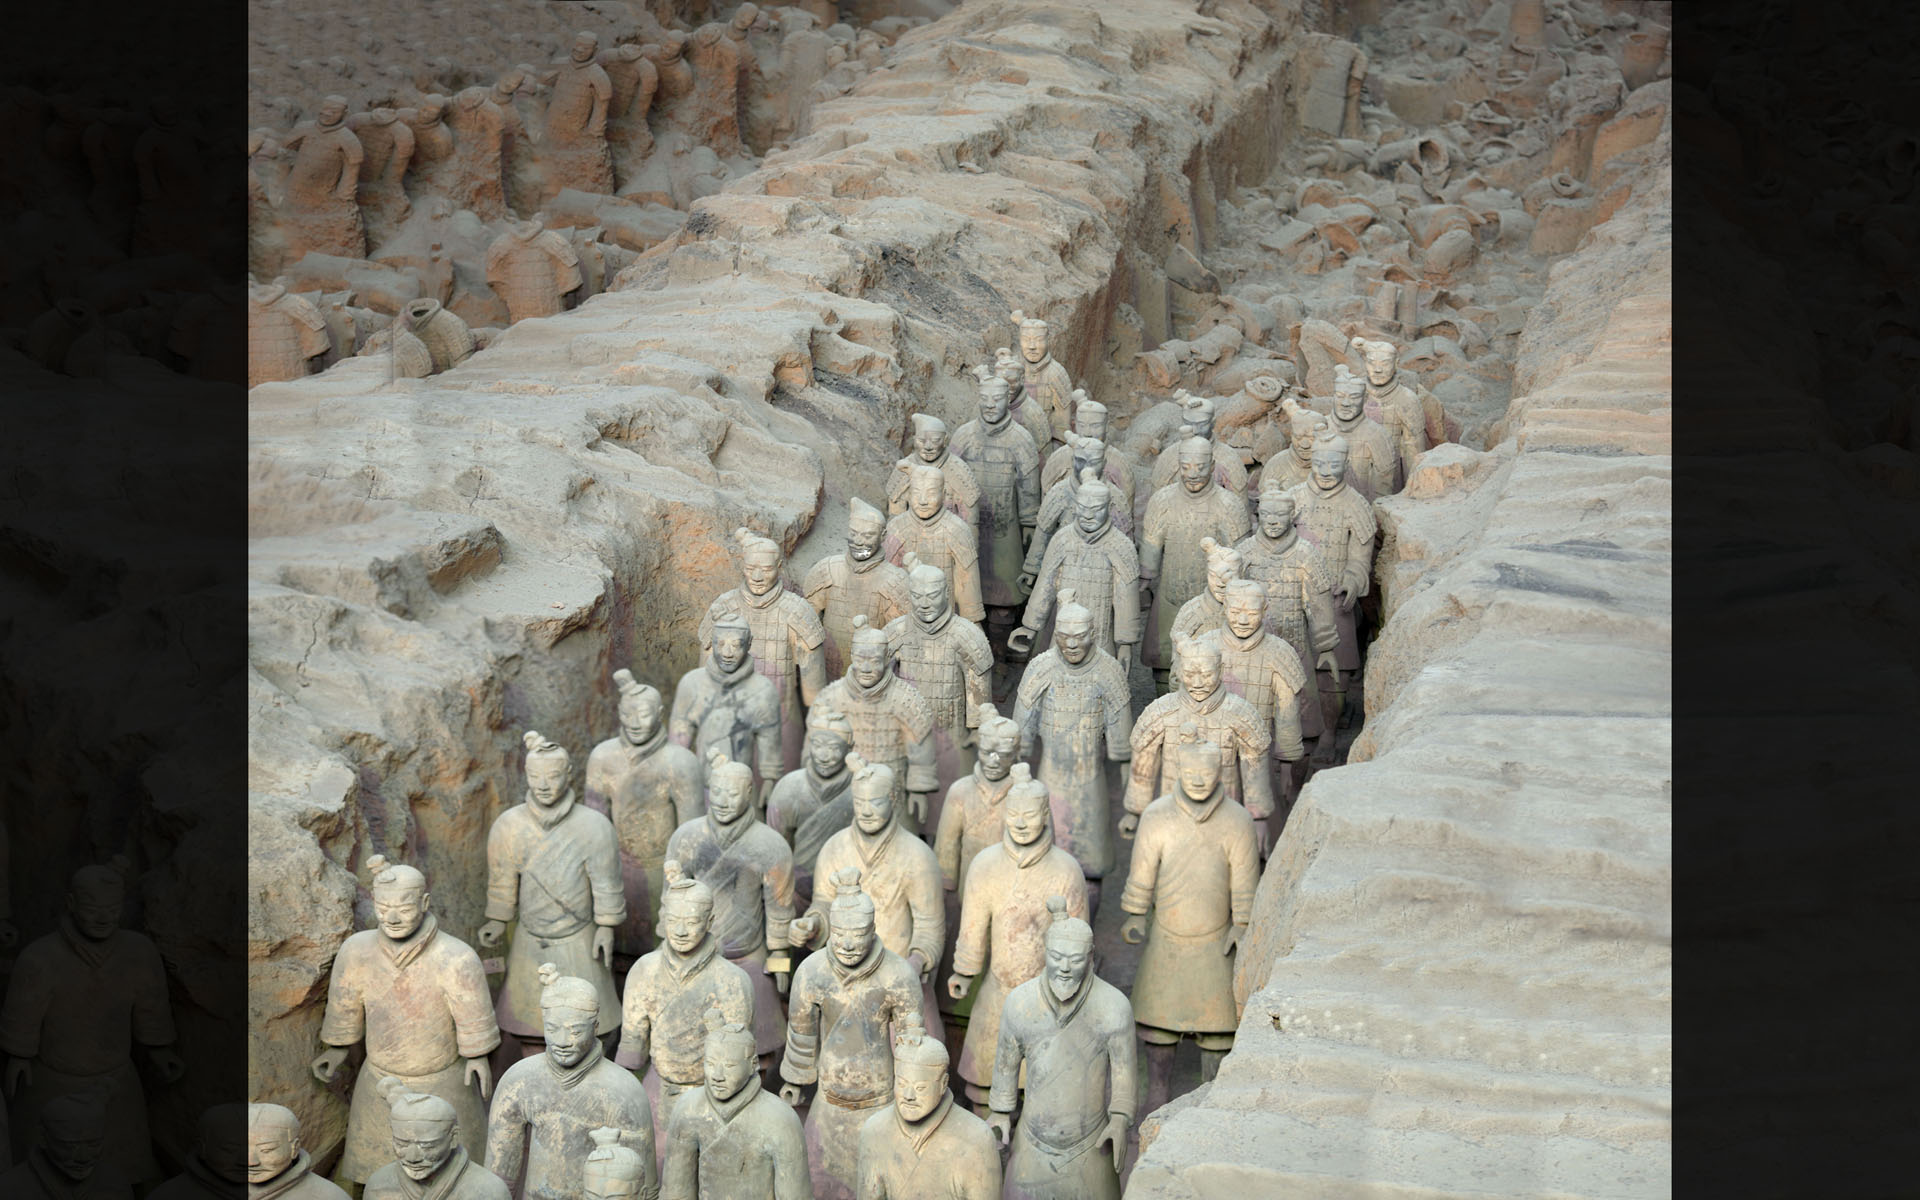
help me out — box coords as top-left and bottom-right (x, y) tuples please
(1329, 364), (1399, 499)
(1021, 435), (1132, 589)
(401, 298), (476, 375)
(643, 33), (695, 137)
(363, 1079), (511, 1200)
(1261, 398), (1331, 493)
(766, 705), (856, 905)
(1119, 733), (1257, 1115)
(989, 348), (1053, 462)
(1168, 536), (1245, 656)
(445, 86), (510, 222)
(989, 898), (1136, 1200)
(779, 868), (924, 1200)
(1220, 374), (1290, 481)
(243, 1103), (346, 1200)
(4, 1089), (125, 1197)
(1011, 589), (1134, 911)
(486, 214), (583, 323)
(247, 280), (330, 387)
(1010, 309), (1074, 451)
(487, 965), (656, 1200)
(582, 1127), (656, 1200)
(1122, 635), (1275, 856)
(854, 1011), (1001, 1200)
(811, 617), (938, 829)
(313, 856), (498, 1185)
(698, 527), (829, 776)
(1, 858), (182, 1183)
(1012, 471), (1140, 668)
(1287, 434), (1377, 730)
(1203, 579), (1310, 833)
(347, 106), (414, 243)
(400, 92), (454, 187)
(1150, 393), (1250, 500)
(886, 414), (979, 526)
(933, 706), (1022, 899)
(280, 94), (365, 260)
(542, 32), (616, 199)
(1140, 434), (1253, 688)
(685, 18), (747, 157)
(1238, 479), (1342, 748)
(151, 1104), (249, 1200)
(665, 751), (796, 1066)
(478, 731), (624, 1054)
(588, 670), (704, 959)
(950, 375), (1041, 663)
(661, 1009), (809, 1200)
(947, 773), (1088, 1112)
(616, 861), (754, 1164)
(603, 42), (659, 156)
(1352, 335), (1446, 483)
(804, 498), (911, 680)
(886, 553), (993, 828)
(672, 607), (782, 805)
(883, 465), (985, 625)
(1041, 395), (1130, 496)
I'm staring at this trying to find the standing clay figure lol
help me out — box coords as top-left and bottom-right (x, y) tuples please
(804, 498), (911, 681)
(1329, 365), (1399, 499)
(685, 20), (746, 157)
(0, 858), (181, 1182)
(1286, 435), (1377, 728)
(1041, 395), (1130, 494)
(988, 899), (1136, 1200)
(477, 732), (624, 1051)
(855, 1011), (1001, 1200)
(313, 856), (498, 1185)
(602, 43), (660, 161)
(885, 415), (980, 526)
(1168, 537), (1244, 657)
(947, 779), (1088, 1112)
(149, 1104), (247, 1200)
(1237, 480), (1341, 746)
(1012, 474), (1140, 666)
(932, 707), (1022, 898)
(1149, 393), (1250, 498)
(490, 67), (542, 216)
(1140, 436), (1254, 687)
(1010, 309), (1075, 451)
(616, 861), (755, 1164)
(665, 751), (796, 1062)
(280, 94), (365, 260)
(1022, 436), (1132, 586)
(671, 608), (782, 803)
(1122, 636), (1274, 855)
(662, 1010), (809, 1200)
(543, 32), (616, 200)
(644, 34), (696, 137)
(990, 349), (1054, 464)
(247, 280), (329, 387)
(883, 466), (985, 625)
(698, 527), (830, 776)
(766, 707), (856, 904)
(242, 1104), (345, 1200)
(811, 619), (937, 827)
(446, 87), (510, 222)
(1352, 336), (1446, 483)
(347, 107), (415, 243)
(1203, 580), (1309, 830)
(779, 869), (924, 1200)
(588, 670), (704, 959)
(885, 553), (993, 826)
(487, 966), (656, 1200)
(401, 298), (476, 375)
(1011, 591), (1134, 904)
(950, 375), (1041, 660)
(581, 1127), (656, 1200)
(363, 1080), (511, 1200)
(1261, 399), (1329, 492)
(1119, 734), (1257, 1115)
(400, 93), (455, 186)
(486, 214), (583, 323)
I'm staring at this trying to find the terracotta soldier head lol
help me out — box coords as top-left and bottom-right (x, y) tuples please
(1332, 364), (1366, 423)
(612, 669), (664, 746)
(977, 375), (1012, 426)
(1350, 335), (1399, 389)
(376, 1077), (459, 1182)
(704, 749), (755, 826)
(849, 496), (888, 563)
(1223, 578), (1269, 640)
(846, 751), (898, 837)
(1072, 470), (1112, 536)
(657, 859), (715, 953)
(68, 857), (128, 941)
(418, 93), (449, 125)
(316, 94), (349, 130)
(1012, 309), (1051, 365)
(993, 347), (1024, 391)
(729, 2), (762, 34)
(42, 1090), (111, 1182)
(513, 213), (547, 241)
(906, 464), (946, 521)
(890, 1010), (949, 1122)
(248, 1103), (304, 1186)
(523, 730), (572, 810)
(825, 863), (878, 967)
(1282, 400), (1329, 465)
(700, 1006), (759, 1104)
(1174, 634), (1223, 704)
(536, 963), (602, 1069)
(1074, 395), (1109, 443)
(194, 1104), (251, 1185)
(975, 702), (1019, 781)
(1199, 537), (1246, 605)
(1068, 431), (1108, 479)
(1040, 894), (1094, 1002)
(902, 552), (951, 626)
(1002, 763), (1051, 848)
(1173, 390), (1217, 441)
(582, 1127), (647, 1200)
(366, 854), (430, 942)
(909, 413), (950, 465)
(847, 615), (891, 689)
(1053, 588), (1096, 665)
(1312, 433), (1352, 490)
(734, 526), (784, 596)
(805, 705), (855, 780)
(1256, 479), (1298, 541)
(571, 31), (601, 65)
(1176, 728), (1224, 801)
(710, 607), (754, 675)
(1176, 433), (1215, 494)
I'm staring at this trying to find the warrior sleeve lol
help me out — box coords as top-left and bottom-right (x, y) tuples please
(1017, 436), (1042, 531)
(877, 571), (911, 627)
(696, 598), (719, 651)
(318, 941), (365, 1048)
(660, 1100), (697, 1200)
(0, 941), (52, 1057)
(130, 942), (177, 1046)
(902, 692), (940, 796)
(1012, 663), (1045, 758)
(1223, 494), (1255, 543)
(906, 843), (946, 969)
(951, 525), (987, 623)
(1236, 709), (1276, 821)
(856, 1117), (889, 1200)
(1139, 492), (1168, 582)
(1228, 815), (1259, 927)
(336, 134), (364, 199)
(484, 1077), (529, 1191)
(753, 683), (783, 788)
(1304, 562), (1341, 657)
(589, 817), (627, 928)
(882, 520), (908, 568)
(886, 460), (912, 514)
(1119, 814), (1162, 916)
(989, 1008), (1024, 1115)
(1347, 503), (1379, 600)
(773, 1108), (812, 1200)
(802, 556), (835, 616)
(449, 943), (503, 1058)
(1019, 488), (1059, 581)
(1110, 537), (1142, 646)
(668, 670), (700, 750)
(948, 457), (982, 523)
(950, 865), (991, 979)
(1123, 705), (1165, 815)
(673, 753), (706, 825)
(762, 839), (796, 951)
(387, 121), (415, 183)
(1102, 662), (1135, 761)
(484, 812), (520, 923)
(618, 962), (652, 1072)
(1108, 1002), (1139, 1121)
(933, 783), (966, 891)
(780, 972), (821, 1085)
(1019, 535), (1065, 633)
(1271, 669), (1306, 763)
(959, 627), (993, 724)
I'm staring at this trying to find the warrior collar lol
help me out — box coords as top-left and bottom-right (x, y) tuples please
(897, 1092), (954, 1152)
(381, 911), (440, 971)
(544, 1036), (605, 1089)
(527, 788), (578, 831)
(663, 932), (719, 982)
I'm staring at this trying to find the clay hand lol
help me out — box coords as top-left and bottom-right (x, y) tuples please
(311, 1047), (349, 1085)
(0, 918), (16, 947)
(905, 791), (930, 826)
(1118, 643), (1136, 672)
(1007, 626), (1035, 656)
(593, 926), (615, 968)
(908, 949), (931, 983)
(959, 725), (977, 750)
(1119, 914), (1148, 945)
(789, 914), (820, 945)
(477, 919), (508, 948)
(5, 1056), (30, 1097)
(1221, 925), (1244, 957)
(987, 1110), (1012, 1148)
(779, 1083), (806, 1107)
(1016, 571), (1036, 593)
(1315, 650), (1339, 676)
(465, 1055), (494, 1100)
(947, 973), (973, 1001)
(147, 1046), (187, 1083)
(1334, 583), (1357, 613)
(1254, 820), (1271, 860)
(773, 969), (791, 996)
(1117, 812), (1140, 840)
(1102, 1113), (1130, 1173)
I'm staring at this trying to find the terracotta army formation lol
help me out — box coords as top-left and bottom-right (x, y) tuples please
(581, 1127), (657, 1200)
(886, 415), (979, 526)
(279, 94), (365, 260)
(1238, 479), (1342, 749)
(1262, 399), (1330, 493)
(363, 1079), (511, 1200)
(662, 1010), (810, 1200)
(766, 705), (857, 905)
(245, 1104), (348, 1200)
(1124, 634), (1276, 855)
(854, 1011), (1001, 1200)
(485, 215), (583, 323)
(150, 1104), (247, 1200)
(487, 965), (656, 1200)
(810, 619), (937, 830)
(671, 608), (782, 803)
(478, 731), (624, 1055)
(804, 498), (911, 680)
(946, 771), (1088, 1112)
(885, 553), (993, 824)
(883, 466), (985, 626)
(665, 752), (796, 1065)
(1140, 434), (1254, 689)
(1012, 590), (1134, 909)
(247, 279), (330, 387)
(588, 670), (705, 959)
(1009, 309), (1074, 451)
(542, 32), (617, 201)
(1328, 365), (1398, 500)
(616, 860), (754, 1163)
(1120, 734), (1258, 1115)
(1205, 579), (1311, 828)
(1021, 436), (1130, 594)
(1013, 468), (1140, 674)
(1352, 335), (1446, 485)
(313, 855), (498, 1186)
(698, 527), (830, 776)
(1150, 392), (1250, 500)
(779, 869), (924, 1200)
(1169, 536), (1246, 653)
(446, 87), (511, 222)
(950, 374), (1041, 667)
(0, 858), (182, 1183)
(1287, 434), (1378, 730)
(932, 707), (1022, 899)
(989, 898), (1136, 1200)
(346, 106), (414, 244)
(988, 349), (1052, 464)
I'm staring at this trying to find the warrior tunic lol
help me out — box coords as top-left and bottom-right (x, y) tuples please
(1332, 411), (1401, 499)
(1021, 467), (1135, 586)
(804, 552), (911, 680)
(669, 656), (782, 795)
(1236, 531), (1341, 737)
(484, 229), (580, 322)
(885, 450), (980, 526)
(665, 815), (795, 1055)
(992, 973), (1136, 1200)
(806, 822), (946, 1029)
(1121, 787), (1257, 1035)
(812, 673), (938, 818)
(950, 415), (1041, 610)
(882, 510), (985, 623)
(586, 728), (704, 956)
(486, 1049), (655, 1200)
(766, 764), (853, 905)
(661, 1078), (810, 1200)
(855, 1096), (1002, 1200)
(1020, 353), (1076, 450)
(1020, 523), (1140, 661)
(1125, 687), (1274, 821)
(1012, 646), (1133, 878)
(698, 584), (828, 776)
(1286, 477), (1378, 673)
(1140, 482), (1252, 671)
(618, 935), (755, 1162)
(364, 1148), (510, 1200)
(884, 609), (993, 831)
(240, 1153), (342, 1200)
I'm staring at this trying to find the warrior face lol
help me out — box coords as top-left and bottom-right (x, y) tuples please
(1311, 443), (1349, 490)
(707, 772), (752, 826)
(1004, 786), (1049, 847)
(316, 96), (348, 128)
(247, 1117), (297, 1184)
(659, 891), (712, 954)
(45, 1126), (103, 1182)
(712, 627), (752, 675)
(1334, 384), (1366, 423)
(909, 474), (945, 520)
(978, 382), (1010, 426)
(913, 425), (948, 463)
(1180, 652), (1222, 704)
(572, 32), (599, 63)
(1073, 441), (1106, 479)
(1073, 491), (1109, 536)
(543, 1009), (598, 1068)
(1079, 409), (1109, 443)
(852, 782), (895, 835)
(618, 690), (662, 745)
(1225, 591), (1265, 640)
(1019, 325), (1047, 364)
(741, 547), (781, 596)
(1179, 446), (1213, 493)
(808, 730), (851, 777)
(1044, 940), (1091, 1003)
(830, 908), (876, 967)
(704, 1039), (756, 1103)
(1258, 494), (1296, 540)
(526, 754), (569, 807)
(1363, 349), (1396, 388)
(976, 726), (1017, 780)
(392, 1116), (457, 1182)
(909, 573), (949, 625)
(1178, 746), (1223, 802)
(1055, 618), (1093, 666)
(848, 521), (883, 562)
(894, 1060), (947, 1122)
(68, 877), (123, 941)
(1206, 561), (1236, 604)
(849, 642), (889, 690)
(372, 881), (429, 941)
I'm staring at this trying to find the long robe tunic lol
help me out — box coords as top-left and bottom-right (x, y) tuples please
(885, 450), (980, 527)
(1006, 383), (1055, 462)
(1203, 624), (1309, 763)
(541, 57), (614, 196)
(483, 228), (580, 323)
(951, 835), (1088, 1092)
(618, 935), (755, 1163)
(1020, 353), (1075, 450)
(949, 415), (1041, 611)
(1120, 786), (1257, 1034)
(884, 609), (992, 833)
(882, 510), (985, 624)
(698, 584), (829, 776)
(932, 768), (1017, 898)
(669, 656), (782, 795)
(855, 1096), (1002, 1200)
(1331, 411), (1401, 499)
(812, 673), (938, 819)
(0, 923), (174, 1180)
(1124, 687), (1273, 821)
(766, 764), (854, 906)
(805, 821), (945, 1030)
(486, 1050), (655, 1200)
(320, 916), (500, 1180)
(992, 973), (1136, 1200)
(784, 943), (923, 1200)
(665, 815), (795, 1056)
(1140, 481), (1252, 671)
(1236, 531), (1341, 739)
(364, 1148), (510, 1200)
(1020, 467), (1135, 588)
(1365, 373), (1445, 484)
(586, 727), (704, 957)
(661, 1079), (810, 1200)
(1011, 647), (1133, 879)
(484, 793), (625, 1038)
(804, 551), (912, 680)
(1149, 436), (1250, 500)
(1286, 476), (1378, 674)
(1020, 522), (1140, 661)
